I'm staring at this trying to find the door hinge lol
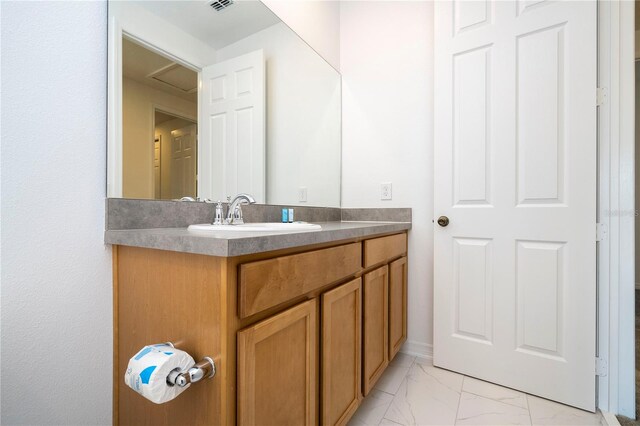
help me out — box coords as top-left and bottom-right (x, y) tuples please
(596, 223), (608, 242)
(596, 357), (608, 377)
(596, 87), (608, 106)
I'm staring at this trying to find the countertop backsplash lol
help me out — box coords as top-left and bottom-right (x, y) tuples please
(105, 198), (411, 230)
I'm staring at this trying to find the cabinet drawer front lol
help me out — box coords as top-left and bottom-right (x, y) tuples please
(363, 233), (407, 268)
(239, 243), (362, 318)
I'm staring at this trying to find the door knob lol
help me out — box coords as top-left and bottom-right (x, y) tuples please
(437, 216), (449, 227)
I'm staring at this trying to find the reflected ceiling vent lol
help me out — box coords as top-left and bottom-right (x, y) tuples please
(210, 0), (234, 12)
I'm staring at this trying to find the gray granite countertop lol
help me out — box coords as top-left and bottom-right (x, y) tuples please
(104, 221), (411, 257)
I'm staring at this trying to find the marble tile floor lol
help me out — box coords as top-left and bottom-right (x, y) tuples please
(615, 289), (640, 425)
(615, 289), (640, 426)
(348, 354), (605, 426)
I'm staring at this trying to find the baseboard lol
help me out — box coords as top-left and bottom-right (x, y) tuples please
(601, 410), (622, 426)
(400, 340), (433, 360)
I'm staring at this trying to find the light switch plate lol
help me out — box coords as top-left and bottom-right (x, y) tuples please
(381, 183), (392, 200)
(299, 187), (308, 202)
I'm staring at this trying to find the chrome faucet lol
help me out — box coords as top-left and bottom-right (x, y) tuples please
(225, 193), (256, 225)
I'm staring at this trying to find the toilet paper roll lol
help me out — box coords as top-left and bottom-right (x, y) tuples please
(124, 344), (195, 404)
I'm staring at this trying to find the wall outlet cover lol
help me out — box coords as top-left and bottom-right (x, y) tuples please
(381, 183), (392, 200)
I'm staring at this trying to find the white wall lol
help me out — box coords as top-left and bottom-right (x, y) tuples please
(340, 1), (434, 356)
(216, 23), (341, 207)
(1, 2), (112, 424)
(262, 0), (340, 71)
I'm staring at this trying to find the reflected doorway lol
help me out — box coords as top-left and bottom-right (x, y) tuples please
(121, 36), (198, 199)
(154, 110), (197, 200)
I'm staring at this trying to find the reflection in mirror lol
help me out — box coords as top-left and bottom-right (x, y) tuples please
(122, 38), (198, 199)
(108, 0), (341, 207)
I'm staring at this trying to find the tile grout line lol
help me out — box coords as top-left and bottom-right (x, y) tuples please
(454, 376), (466, 425)
(379, 385), (398, 424)
(525, 394), (533, 426)
(378, 356), (416, 425)
(459, 381), (529, 411)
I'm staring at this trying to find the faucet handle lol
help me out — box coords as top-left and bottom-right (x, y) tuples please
(231, 203), (244, 224)
(213, 201), (224, 225)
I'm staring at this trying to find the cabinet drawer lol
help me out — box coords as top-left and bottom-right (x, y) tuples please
(239, 243), (362, 318)
(363, 233), (407, 268)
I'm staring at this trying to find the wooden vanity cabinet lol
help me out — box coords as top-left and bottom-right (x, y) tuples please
(113, 231), (408, 426)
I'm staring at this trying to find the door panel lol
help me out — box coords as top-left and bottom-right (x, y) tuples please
(237, 299), (317, 426)
(516, 240), (564, 356)
(321, 278), (362, 426)
(389, 257), (408, 360)
(434, 0), (596, 410)
(453, 46), (491, 206)
(362, 265), (389, 396)
(453, 238), (492, 343)
(517, 24), (564, 205)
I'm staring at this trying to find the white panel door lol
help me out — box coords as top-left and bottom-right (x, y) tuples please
(170, 124), (197, 199)
(154, 138), (161, 199)
(199, 50), (265, 202)
(434, 0), (597, 411)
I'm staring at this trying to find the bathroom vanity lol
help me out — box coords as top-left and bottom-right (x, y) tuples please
(104, 0), (410, 422)
(109, 216), (409, 426)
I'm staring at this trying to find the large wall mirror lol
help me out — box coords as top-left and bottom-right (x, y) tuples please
(107, 0), (341, 207)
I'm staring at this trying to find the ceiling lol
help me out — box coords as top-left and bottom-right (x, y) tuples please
(122, 38), (198, 103)
(131, 0), (281, 50)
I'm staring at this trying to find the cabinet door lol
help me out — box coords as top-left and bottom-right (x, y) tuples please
(238, 299), (318, 426)
(389, 257), (408, 361)
(362, 265), (389, 395)
(322, 278), (362, 426)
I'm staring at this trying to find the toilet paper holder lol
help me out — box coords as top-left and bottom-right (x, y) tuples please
(164, 342), (216, 388)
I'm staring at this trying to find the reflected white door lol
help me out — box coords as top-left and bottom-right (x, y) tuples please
(199, 50), (265, 202)
(154, 138), (161, 199)
(434, 0), (597, 411)
(170, 124), (197, 199)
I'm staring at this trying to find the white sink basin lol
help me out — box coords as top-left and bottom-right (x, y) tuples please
(188, 222), (322, 232)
